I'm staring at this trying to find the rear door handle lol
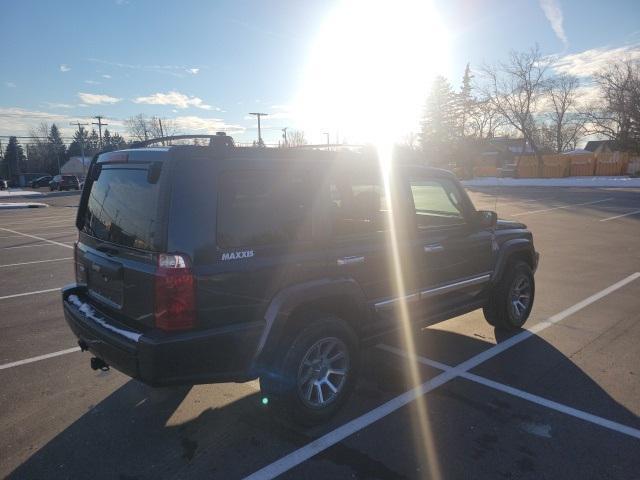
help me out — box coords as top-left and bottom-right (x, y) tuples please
(424, 244), (444, 253)
(337, 256), (365, 266)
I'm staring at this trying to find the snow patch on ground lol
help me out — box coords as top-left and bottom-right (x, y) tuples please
(0, 202), (48, 209)
(462, 176), (640, 188)
(0, 189), (43, 197)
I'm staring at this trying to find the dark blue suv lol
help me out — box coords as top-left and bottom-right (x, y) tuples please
(62, 134), (538, 424)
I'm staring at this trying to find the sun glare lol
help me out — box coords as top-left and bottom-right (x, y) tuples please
(295, 0), (450, 145)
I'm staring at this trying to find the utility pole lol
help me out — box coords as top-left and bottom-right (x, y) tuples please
(158, 118), (165, 146)
(70, 121), (90, 177)
(92, 115), (108, 149)
(249, 112), (268, 147)
(281, 127), (288, 147)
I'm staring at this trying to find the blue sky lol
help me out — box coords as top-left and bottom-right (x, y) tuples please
(1, 0), (639, 144)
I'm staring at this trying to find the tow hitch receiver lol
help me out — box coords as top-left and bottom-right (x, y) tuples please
(91, 357), (110, 372)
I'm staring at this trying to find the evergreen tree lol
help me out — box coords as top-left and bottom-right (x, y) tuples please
(457, 63), (475, 138)
(67, 128), (90, 158)
(47, 124), (66, 173)
(4, 136), (25, 179)
(86, 129), (100, 153)
(420, 75), (458, 162)
(110, 133), (128, 150)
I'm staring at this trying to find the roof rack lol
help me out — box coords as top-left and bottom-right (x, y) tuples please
(129, 132), (235, 148)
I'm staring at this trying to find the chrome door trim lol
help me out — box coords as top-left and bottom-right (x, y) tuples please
(374, 293), (420, 311)
(420, 273), (491, 299)
(373, 273), (492, 312)
(423, 244), (444, 253)
(337, 256), (365, 266)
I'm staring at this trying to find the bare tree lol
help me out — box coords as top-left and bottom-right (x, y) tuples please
(469, 97), (505, 139)
(126, 115), (179, 143)
(287, 130), (307, 147)
(126, 114), (150, 142)
(541, 74), (586, 152)
(584, 59), (640, 152)
(482, 46), (551, 169)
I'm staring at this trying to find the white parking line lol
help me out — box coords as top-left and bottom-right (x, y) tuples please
(0, 287), (61, 301)
(0, 347), (81, 371)
(0, 257), (73, 268)
(0, 227), (74, 249)
(600, 209), (640, 222)
(2, 242), (74, 250)
(243, 272), (640, 480)
(511, 198), (613, 217)
(379, 345), (640, 440)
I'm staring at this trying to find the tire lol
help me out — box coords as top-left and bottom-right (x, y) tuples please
(259, 314), (358, 425)
(483, 261), (535, 331)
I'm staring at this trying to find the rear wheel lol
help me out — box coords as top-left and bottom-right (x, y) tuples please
(259, 315), (358, 425)
(484, 261), (534, 330)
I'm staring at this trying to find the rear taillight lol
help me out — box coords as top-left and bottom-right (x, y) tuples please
(154, 253), (196, 331)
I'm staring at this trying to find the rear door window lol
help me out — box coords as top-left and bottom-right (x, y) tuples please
(82, 166), (163, 251)
(217, 170), (313, 248)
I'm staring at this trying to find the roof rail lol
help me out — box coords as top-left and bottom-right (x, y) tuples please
(129, 133), (235, 148)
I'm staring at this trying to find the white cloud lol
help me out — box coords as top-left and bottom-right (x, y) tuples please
(133, 91), (215, 110)
(539, 0), (568, 49)
(85, 79), (101, 85)
(5, 81), (16, 88)
(88, 58), (203, 78)
(0, 107), (76, 136)
(553, 44), (640, 77)
(172, 116), (245, 134)
(77, 92), (122, 105)
(60, 64), (71, 72)
(101, 74), (112, 79)
(45, 102), (75, 109)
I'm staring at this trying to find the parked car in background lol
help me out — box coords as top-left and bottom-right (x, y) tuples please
(30, 175), (52, 188)
(50, 175), (80, 191)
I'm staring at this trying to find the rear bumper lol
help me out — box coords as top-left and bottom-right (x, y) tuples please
(62, 284), (263, 386)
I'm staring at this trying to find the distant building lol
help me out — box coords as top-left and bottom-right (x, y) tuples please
(584, 140), (616, 154)
(61, 156), (92, 178)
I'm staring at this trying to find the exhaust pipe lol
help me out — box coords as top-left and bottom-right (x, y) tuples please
(90, 357), (110, 371)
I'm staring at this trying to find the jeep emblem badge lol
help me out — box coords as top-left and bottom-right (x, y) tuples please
(221, 250), (255, 261)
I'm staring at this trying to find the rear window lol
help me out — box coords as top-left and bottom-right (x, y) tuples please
(217, 170), (313, 248)
(82, 166), (163, 251)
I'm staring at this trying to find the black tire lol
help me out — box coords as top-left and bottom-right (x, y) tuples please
(483, 261), (535, 331)
(259, 314), (359, 425)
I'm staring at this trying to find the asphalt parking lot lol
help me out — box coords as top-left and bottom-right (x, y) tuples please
(1, 186), (639, 479)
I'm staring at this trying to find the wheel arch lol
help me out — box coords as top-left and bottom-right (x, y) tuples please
(492, 238), (537, 284)
(252, 278), (369, 369)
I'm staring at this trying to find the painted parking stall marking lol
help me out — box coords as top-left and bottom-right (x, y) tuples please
(244, 272), (640, 480)
(0, 227), (74, 249)
(379, 345), (640, 440)
(0, 347), (81, 371)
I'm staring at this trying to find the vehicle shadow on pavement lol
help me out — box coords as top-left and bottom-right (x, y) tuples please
(7, 328), (639, 480)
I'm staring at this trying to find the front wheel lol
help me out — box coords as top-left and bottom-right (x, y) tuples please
(259, 315), (358, 425)
(483, 261), (535, 330)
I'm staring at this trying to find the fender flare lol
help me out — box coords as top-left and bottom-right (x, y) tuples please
(252, 277), (369, 367)
(492, 238), (536, 283)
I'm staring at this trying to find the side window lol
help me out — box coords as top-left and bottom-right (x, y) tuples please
(217, 170), (312, 248)
(410, 178), (465, 229)
(330, 174), (389, 237)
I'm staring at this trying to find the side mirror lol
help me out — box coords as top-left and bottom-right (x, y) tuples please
(475, 210), (497, 229)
